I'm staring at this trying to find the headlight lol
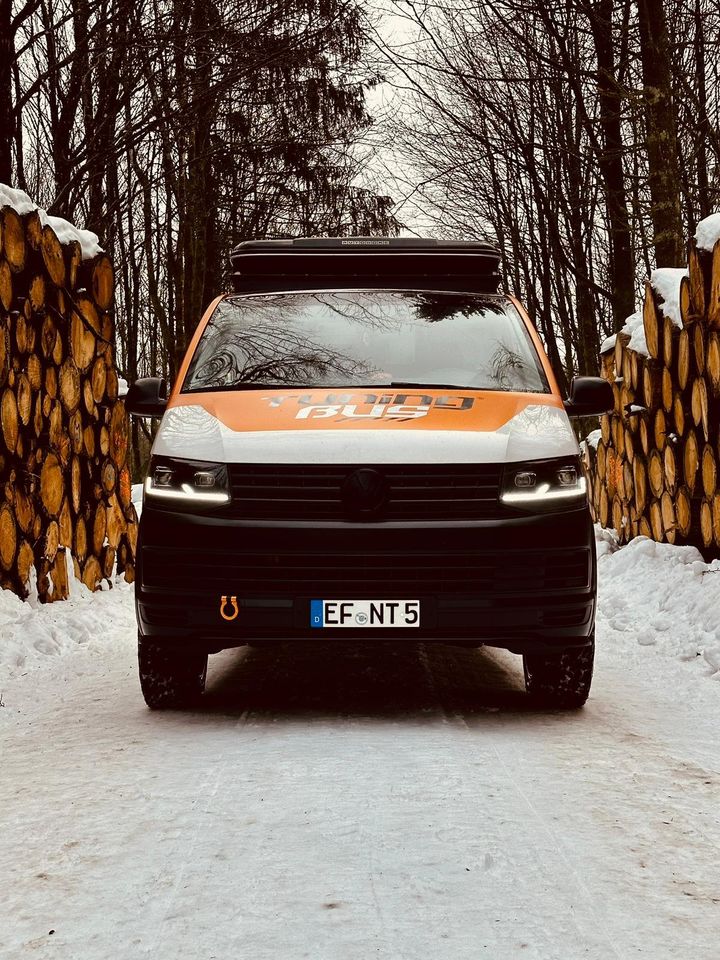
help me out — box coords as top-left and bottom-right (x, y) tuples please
(144, 456), (231, 506)
(500, 457), (587, 510)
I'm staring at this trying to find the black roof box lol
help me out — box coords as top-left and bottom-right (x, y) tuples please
(229, 237), (502, 294)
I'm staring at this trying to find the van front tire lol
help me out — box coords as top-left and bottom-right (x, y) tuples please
(138, 635), (208, 709)
(523, 636), (594, 709)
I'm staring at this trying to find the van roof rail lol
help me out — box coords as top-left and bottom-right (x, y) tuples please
(229, 237), (502, 294)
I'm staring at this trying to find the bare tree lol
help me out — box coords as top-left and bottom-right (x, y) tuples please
(374, 0), (720, 380)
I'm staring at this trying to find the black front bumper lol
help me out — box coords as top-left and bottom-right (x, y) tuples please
(135, 503), (596, 655)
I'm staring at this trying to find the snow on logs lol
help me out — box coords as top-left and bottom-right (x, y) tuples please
(585, 215), (720, 551)
(0, 187), (137, 600)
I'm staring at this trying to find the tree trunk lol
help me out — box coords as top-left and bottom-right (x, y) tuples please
(587, 0), (636, 329)
(178, 1), (219, 363)
(636, 0), (684, 267)
(693, 0), (710, 220)
(0, 0), (13, 182)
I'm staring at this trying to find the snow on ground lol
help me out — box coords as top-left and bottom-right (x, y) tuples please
(0, 182), (103, 259)
(0, 566), (135, 681)
(1, 530), (719, 959)
(596, 529), (720, 677)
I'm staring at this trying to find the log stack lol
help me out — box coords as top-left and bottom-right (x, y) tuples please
(584, 230), (720, 552)
(0, 196), (137, 601)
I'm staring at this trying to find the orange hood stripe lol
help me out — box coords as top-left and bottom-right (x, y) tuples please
(167, 388), (565, 434)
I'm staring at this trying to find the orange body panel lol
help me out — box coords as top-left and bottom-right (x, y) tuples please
(167, 387), (563, 434)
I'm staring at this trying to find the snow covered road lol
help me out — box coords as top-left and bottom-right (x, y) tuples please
(2, 535), (720, 959)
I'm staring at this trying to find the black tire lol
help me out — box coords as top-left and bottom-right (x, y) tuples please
(523, 636), (594, 709)
(138, 635), (208, 710)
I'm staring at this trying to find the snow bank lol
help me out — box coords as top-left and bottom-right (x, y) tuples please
(117, 376), (129, 397)
(596, 528), (720, 680)
(650, 267), (687, 328)
(695, 212), (720, 252)
(0, 182), (103, 259)
(0, 562), (135, 682)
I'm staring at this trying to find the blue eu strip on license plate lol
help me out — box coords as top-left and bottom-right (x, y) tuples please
(310, 600), (420, 628)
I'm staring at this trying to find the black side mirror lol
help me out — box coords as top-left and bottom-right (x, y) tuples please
(564, 376), (614, 418)
(125, 377), (168, 418)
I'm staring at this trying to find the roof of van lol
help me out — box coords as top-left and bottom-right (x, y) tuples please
(229, 237), (502, 294)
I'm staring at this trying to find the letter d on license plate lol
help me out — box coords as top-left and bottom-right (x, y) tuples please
(310, 600), (420, 629)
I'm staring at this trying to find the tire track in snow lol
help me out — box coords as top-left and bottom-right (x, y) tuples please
(128, 644), (279, 958)
(139, 710), (251, 958)
(417, 644), (632, 960)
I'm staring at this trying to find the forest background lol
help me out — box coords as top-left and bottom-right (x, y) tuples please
(2, 0), (718, 468)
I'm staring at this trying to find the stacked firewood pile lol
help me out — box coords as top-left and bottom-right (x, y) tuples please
(0, 196), (137, 600)
(584, 228), (720, 551)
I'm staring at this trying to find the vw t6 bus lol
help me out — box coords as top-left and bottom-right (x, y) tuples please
(126, 239), (612, 709)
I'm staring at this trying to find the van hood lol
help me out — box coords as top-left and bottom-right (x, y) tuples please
(151, 388), (579, 464)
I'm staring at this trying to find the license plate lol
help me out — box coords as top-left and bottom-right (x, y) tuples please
(310, 600), (420, 629)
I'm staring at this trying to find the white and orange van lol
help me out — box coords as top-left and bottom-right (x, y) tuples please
(127, 238), (613, 709)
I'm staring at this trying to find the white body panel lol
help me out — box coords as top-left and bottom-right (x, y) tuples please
(151, 403), (580, 464)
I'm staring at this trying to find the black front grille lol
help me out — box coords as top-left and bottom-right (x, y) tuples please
(227, 463), (503, 521)
(142, 544), (591, 598)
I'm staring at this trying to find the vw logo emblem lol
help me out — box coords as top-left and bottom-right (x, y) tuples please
(341, 468), (388, 519)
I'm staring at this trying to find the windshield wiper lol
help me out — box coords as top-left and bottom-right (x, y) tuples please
(381, 380), (483, 391)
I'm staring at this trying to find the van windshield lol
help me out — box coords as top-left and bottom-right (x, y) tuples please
(181, 290), (550, 394)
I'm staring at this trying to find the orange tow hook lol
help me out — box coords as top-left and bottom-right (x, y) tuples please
(220, 595), (239, 622)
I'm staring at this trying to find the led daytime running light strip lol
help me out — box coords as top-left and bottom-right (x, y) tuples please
(144, 476), (231, 503)
(501, 476), (587, 503)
